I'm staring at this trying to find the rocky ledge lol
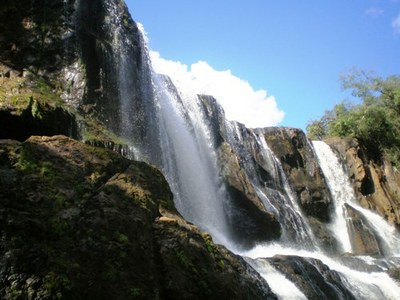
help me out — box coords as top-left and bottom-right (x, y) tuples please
(0, 135), (275, 299)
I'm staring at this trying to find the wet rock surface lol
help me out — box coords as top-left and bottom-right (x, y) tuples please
(267, 255), (356, 300)
(217, 142), (281, 249)
(263, 127), (333, 222)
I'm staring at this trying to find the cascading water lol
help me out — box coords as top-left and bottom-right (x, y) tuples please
(252, 129), (317, 248)
(224, 122), (316, 248)
(150, 73), (230, 243)
(313, 141), (400, 255)
(243, 244), (400, 300)
(114, 15), (400, 299)
(312, 141), (354, 253)
(116, 25), (232, 245)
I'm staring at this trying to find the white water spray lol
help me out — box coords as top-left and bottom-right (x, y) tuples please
(242, 243), (400, 300)
(245, 257), (308, 300)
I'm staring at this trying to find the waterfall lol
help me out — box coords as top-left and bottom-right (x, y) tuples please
(245, 257), (308, 300)
(313, 141), (354, 253)
(313, 141), (400, 256)
(151, 74), (230, 243)
(252, 129), (316, 249)
(116, 25), (231, 244)
(115, 17), (400, 299)
(222, 121), (316, 248)
(243, 244), (400, 300)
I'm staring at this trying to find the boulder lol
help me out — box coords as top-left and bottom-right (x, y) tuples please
(153, 214), (277, 300)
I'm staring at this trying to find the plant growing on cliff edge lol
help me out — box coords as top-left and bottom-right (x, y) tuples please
(203, 233), (217, 254)
(307, 69), (400, 166)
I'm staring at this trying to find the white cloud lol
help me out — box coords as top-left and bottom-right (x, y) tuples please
(365, 7), (384, 18)
(150, 51), (285, 128)
(393, 13), (400, 34)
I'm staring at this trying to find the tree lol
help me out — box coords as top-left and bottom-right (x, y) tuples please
(306, 69), (400, 166)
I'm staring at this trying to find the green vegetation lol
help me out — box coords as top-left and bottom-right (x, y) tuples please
(175, 250), (192, 269)
(129, 287), (141, 299)
(0, 71), (61, 114)
(307, 69), (400, 166)
(203, 233), (217, 254)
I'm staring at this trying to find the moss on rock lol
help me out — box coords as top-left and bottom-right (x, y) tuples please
(0, 135), (275, 299)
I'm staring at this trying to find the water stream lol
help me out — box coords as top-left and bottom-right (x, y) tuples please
(112, 19), (400, 299)
(313, 141), (400, 256)
(151, 73), (230, 243)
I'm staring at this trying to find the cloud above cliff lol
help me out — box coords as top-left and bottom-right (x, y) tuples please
(393, 13), (400, 34)
(149, 51), (284, 128)
(365, 7), (384, 18)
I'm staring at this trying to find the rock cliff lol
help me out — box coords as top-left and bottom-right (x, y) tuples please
(0, 135), (275, 299)
(327, 137), (400, 227)
(266, 255), (356, 300)
(0, 0), (156, 151)
(2, 0), (400, 298)
(0, 1), (278, 298)
(198, 94), (282, 248)
(199, 95), (337, 251)
(262, 127), (333, 222)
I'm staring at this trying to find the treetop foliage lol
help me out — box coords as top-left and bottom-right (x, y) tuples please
(307, 69), (400, 166)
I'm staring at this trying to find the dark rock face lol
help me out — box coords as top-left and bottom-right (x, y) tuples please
(0, 96), (78, 141)
(263, 127), (333, 222)
(267, 255), (356, 300)
(0, 0), (75, 74)
(217, 142), (281, 249)
(154, 215), (277, 300)
(327, 137), (400, 226)
(198, 94), (227, 147)
(0, 135), (275, 299)
(0, 135), (164, 299)
(1, 0), (157, 150)
(0, 64), (79, 141)
(74, 0), (159, 154)
(308, 216), (340, 254)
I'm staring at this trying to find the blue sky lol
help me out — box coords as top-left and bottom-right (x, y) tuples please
(126, 0), (400, 130)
